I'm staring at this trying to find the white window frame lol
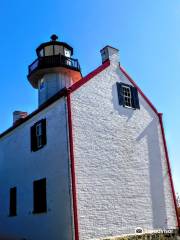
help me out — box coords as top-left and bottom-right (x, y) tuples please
(36, 123), (43, 148)
(122, 85), (133, 108)
(64, 48), (71, 58)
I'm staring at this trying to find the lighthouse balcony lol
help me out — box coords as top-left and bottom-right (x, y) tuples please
(28, 54), (81, 78)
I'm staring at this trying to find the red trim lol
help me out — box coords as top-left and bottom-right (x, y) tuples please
(158, 113), (180, 228)
(67, 92), (80, 240)
(0, 61), (110, 139)
(65, 60), (110, 240)
(69, 60), (110, 92)
(120, 65), (179, 229)
(119, 65), (159, 116)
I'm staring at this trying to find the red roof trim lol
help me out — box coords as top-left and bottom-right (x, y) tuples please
(67, 92), (80, 240)
(69, 60), (110, 92)
(0, 61), (110, 139)
(120, 65), (179, 228)
(120, 65), (159, 116)
(158, 113), (180, 228)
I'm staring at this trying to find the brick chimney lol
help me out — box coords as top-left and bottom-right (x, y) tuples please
(13, 111), (28, 125)
(100, 45), (119, 65)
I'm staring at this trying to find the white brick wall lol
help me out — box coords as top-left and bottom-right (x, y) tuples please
(71, 58), (177, 239)
(0, 98), (73, 240)
(38, 72), (72, 106)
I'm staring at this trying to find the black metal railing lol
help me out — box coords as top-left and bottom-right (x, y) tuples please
(28, 54), (80, 75)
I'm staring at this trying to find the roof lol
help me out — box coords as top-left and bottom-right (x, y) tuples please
(0, 59), (159, 139)
(36, 41), (74, 56)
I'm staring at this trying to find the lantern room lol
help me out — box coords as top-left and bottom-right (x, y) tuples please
(36, 34), (73, 58)
(27, 35), (81, 89)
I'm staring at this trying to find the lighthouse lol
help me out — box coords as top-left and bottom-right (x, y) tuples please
(28, 34), (82, 106)
(0, 35), (178, 240)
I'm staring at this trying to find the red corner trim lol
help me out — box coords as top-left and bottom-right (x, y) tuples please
(67, 92), (80, 240)
(119, 65), (159, 116)
(158, 113), (180, 228)
(69, 60), (110, 92)
(120, 65), (179, 228)
(65, 60), (110, 240)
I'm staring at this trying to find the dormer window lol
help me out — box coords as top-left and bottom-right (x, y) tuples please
(116, 82), (140, 109)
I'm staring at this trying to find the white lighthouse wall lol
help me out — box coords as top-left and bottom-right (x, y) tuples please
(0, 97), (73, 240)
(71, 61), (177, 239)
(38, 73), (72, 106)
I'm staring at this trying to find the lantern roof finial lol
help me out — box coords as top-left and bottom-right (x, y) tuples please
(51, 34), (58, 41)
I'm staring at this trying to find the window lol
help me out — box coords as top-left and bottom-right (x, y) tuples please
(54, 45), (62, 55)
(39, 49), (44, 57)
(39, 78), (45, 90)
(64, 48), (71, 58)
(33, 178), (47, 214)
(36, 122), (43, 148)
(31, 119), (47, 152)
(122, 85), (132, 108)
(44, 45), (53, 56)
(9, 187), (17, 217)
(116, 82), (140, 109)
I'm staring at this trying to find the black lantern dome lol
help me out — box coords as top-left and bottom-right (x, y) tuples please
(27, 35), (81, 88)
(36, 34), (74, 57)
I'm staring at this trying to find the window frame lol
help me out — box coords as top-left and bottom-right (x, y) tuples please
(36, 122), (43, 148)
(31, 119), (47, 152)
(121, 84), (133, 108)
(116, 82), (140, 110)
(64, 48), (71, 58)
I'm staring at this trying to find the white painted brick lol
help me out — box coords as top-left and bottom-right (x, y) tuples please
(0, 98), (73, 240)
(71, 62), (177, 240)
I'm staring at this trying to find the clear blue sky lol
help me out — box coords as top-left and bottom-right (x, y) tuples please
(0, 1), (179, 194)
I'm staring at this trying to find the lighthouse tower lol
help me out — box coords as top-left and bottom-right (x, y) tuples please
(27, 34), (82, 106)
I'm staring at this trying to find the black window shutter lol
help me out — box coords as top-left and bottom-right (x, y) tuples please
(31, 125), (37, 152)
(9, 187), (17, 216)
(33, 178), (47, 213)
(131, 87), (140, 109)
(41, 119), (47, 146)
(116, 82), (124, 106)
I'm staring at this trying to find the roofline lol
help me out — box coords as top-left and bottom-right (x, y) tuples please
(69, 60), (110, 92)
(0, 60), (110, 139)
(0, 60), (166, 139)
(36, 41), (73, 55)
(119, 64), (179, 228)
(119, 65), (159, 116)
(0, 88), (68, 139)
(158, 113), (180, 228)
